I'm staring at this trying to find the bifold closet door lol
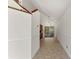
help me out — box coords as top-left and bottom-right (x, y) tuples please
(8, 8), (32, 59)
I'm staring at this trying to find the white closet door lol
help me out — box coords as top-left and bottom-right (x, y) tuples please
(8, 8), (32, 59)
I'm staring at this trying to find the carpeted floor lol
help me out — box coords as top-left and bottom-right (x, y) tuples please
(33, 38), (70, 59)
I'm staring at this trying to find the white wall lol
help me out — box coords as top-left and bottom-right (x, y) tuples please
(56, 7), (71, 57)
(40, 13), (55, 26)
(8, 8), (32, 59)
(31, 11), (40, 58)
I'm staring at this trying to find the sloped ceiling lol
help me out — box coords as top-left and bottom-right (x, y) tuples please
(22, 0), (37, 12)
(8, 0), (23, 10)
(10, 0), (71, 18)
(31, 0), (71, 18)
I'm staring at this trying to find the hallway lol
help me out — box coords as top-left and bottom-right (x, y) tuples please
(33, 38), (70, 59)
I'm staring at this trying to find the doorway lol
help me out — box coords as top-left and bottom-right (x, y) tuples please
(44, 26), (54, 38)
(40, 24), (43, 39)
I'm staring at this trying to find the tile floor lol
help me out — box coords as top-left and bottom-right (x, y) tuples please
(33, 38), (70, 59)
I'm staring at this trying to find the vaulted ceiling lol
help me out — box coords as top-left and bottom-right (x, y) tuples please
(9, 0), (71, 18)
(31, 0), (71, 18)
(22, 0), (36, 12)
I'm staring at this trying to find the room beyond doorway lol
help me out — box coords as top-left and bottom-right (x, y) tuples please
(44, 26), (54, 38)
